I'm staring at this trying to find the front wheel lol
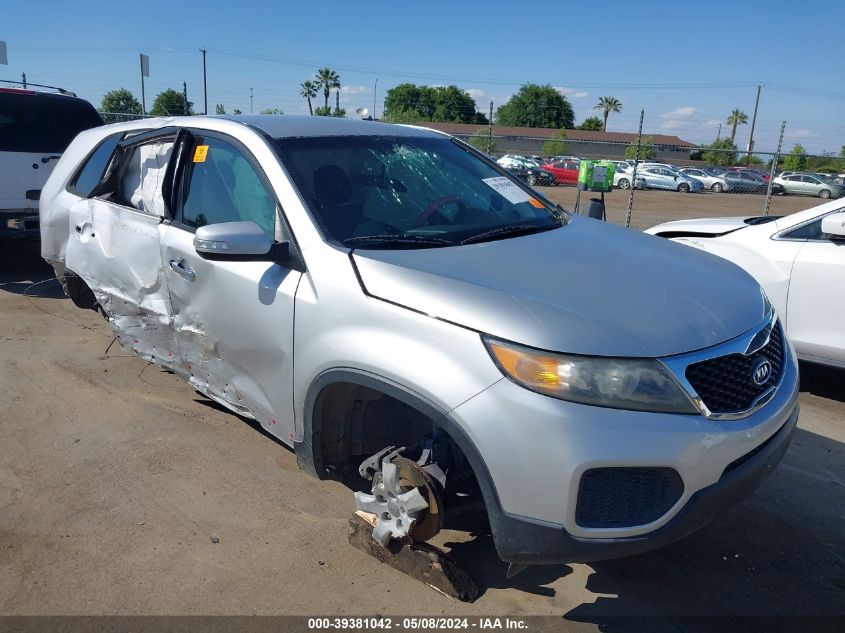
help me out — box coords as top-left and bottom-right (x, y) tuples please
(618, 178), (631, 190)
(527, 174), (537, 186)
(819, 189), (831, 199)
(678, 183), (691, 193)
(711, 182), (724, 193)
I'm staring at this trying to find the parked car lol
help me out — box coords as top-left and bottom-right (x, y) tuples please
(679, 167), (730, 193)
(41, 115), (799, 567)
(638, 166), (704, 193)
(727, 167), (770, 181)
(613, 168), (646, 190)
(774, 173), (844, 199)
(508, 164), (556, 186)
(540, 161), (580, 185)
(723, 170), (784, 195)
(647, 200), (845, 368)
(0, 84), (103, 238)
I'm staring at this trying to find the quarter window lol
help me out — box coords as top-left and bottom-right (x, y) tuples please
(70, 134), (121, 197)
(179, 136), (276, 239)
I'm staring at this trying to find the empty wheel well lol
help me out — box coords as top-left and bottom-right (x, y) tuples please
(303, 378), (482, 496)
(60, 270), (99, 311)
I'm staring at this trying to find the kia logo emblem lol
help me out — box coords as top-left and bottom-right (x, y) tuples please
(752, 358), (772, 386)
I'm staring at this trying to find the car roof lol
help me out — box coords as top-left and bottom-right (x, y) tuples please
(221, 115), (442, 139)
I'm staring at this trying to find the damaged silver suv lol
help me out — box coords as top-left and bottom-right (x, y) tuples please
(41, 116), (799, 567)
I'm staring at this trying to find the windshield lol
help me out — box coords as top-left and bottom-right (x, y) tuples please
(273, 135), (563, 248)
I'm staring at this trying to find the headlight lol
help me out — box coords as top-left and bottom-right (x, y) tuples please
(484, 337), (698, 414)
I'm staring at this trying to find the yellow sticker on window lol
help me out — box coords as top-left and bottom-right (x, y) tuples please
(528, 197), (545, 208)
(193, 145), (209, 163)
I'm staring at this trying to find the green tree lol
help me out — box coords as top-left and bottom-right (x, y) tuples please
(100, 88), (142, 115)
(299, 80), (317, 115)
(495, 84), (574, 129)
(839, 145), (845, 159)
(782, 144), (808, 171)
(382, 83), (484, 124)
(542, 129), (567, 156)
(700, 138), (738, 166)
(625, 136), (657, 160)
(259, 108), (284, 115)
(593, 96), (622, 132)
(466, 128), (496, 154)
(577, 116), (603, 131)
(233, 108), (242, 114)
(727, 109), (748, 143)
(383, 107), (422, 124)
(315, 67), (341, 110)
(215, 104), (226, 115)
(150, 88), (193, 116)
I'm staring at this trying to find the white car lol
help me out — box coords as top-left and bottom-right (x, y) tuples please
(646, 200), (845, 368)
(0, 84), (102, 238)
(679, 167), (730, 193)
(613, 167), (645, 190)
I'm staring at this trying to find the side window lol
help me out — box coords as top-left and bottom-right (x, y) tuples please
(70, 134), (121, 197)
(179, 136), (276, 239)
(783, 219), (824, 241)
(116, 138), (175, 216)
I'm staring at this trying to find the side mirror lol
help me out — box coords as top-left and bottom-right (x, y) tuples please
(821, 212), (845, 239)
(194, 221), (272, 257)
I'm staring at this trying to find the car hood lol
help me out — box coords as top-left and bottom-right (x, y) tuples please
(645, 216), (754, 236)
(351, 217), (766, 357)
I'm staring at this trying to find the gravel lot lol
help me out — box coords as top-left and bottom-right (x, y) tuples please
(1, 238), (843, 627)
(537, 186), (823, 229)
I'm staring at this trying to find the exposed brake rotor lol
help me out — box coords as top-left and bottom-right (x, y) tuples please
(354, 456), (444, 547)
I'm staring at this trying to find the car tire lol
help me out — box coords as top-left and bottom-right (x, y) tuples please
(819, 189), (831, 199)
(678, 183), (690, 193)
(618, 178), (630, 190)
(711, 182), (724, 193)
(527, 174), (537, 186)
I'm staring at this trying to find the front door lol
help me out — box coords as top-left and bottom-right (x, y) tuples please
(161, 131), (302, 442)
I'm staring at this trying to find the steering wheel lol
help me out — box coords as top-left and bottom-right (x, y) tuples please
(414, 195), (465, 228)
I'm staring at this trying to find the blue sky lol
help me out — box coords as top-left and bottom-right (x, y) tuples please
(3, 0), (843, 154)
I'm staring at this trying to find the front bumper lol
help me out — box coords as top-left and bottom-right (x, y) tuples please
(448, 337), (800, 564)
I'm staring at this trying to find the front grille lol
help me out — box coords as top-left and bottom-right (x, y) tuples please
(576, 467), (684, 528)
(685, 323), (784, 414)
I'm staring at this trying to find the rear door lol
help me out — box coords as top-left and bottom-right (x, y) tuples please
(161, 130), (302, 440)
(0, 91), (103, 212)
(64, 128), (179, 363)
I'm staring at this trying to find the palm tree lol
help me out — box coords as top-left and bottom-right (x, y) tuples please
(315, 67), (341, 110)
(299, 80), (317, 115)
(594, 96), (622, 132)
(727, 109), (748, 143)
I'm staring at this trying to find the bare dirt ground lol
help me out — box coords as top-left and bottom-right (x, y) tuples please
(537, 186), (823, 230)
(1, 240), (844, 627)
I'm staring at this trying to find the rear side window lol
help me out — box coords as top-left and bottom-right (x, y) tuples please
(0, 92), (103, 153)
(70, 135), (121, 197)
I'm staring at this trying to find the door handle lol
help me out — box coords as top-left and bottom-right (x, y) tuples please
(169, 258), (196, 282)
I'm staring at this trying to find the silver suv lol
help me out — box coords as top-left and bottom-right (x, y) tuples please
(40, 116), (799, 567)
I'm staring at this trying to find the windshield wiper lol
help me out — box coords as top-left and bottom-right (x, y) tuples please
(344, 234), (454, 248)
(460, 224), (555, 245)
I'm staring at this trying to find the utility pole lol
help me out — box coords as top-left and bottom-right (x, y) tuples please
(250, 87), (253, 114)
(139, 53), (149, 115)
(182, 82), (188, 115)
(199, 48), (208, 115)
(746, 83), (762, 165)
(373, 78), (378, 121)
(717, 123), (722, 141)
(21, 72), (26, 88)
(488, 100), (493, 155)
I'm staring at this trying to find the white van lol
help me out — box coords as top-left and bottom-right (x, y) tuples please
(0, 84), (102, 238)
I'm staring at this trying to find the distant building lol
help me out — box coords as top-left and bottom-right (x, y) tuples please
(417, 122), (697, 161)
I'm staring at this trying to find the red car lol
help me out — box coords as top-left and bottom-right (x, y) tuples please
(541, 161), (580, 185)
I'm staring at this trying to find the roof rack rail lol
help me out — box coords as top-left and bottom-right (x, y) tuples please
(0, 79), (77, 97)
